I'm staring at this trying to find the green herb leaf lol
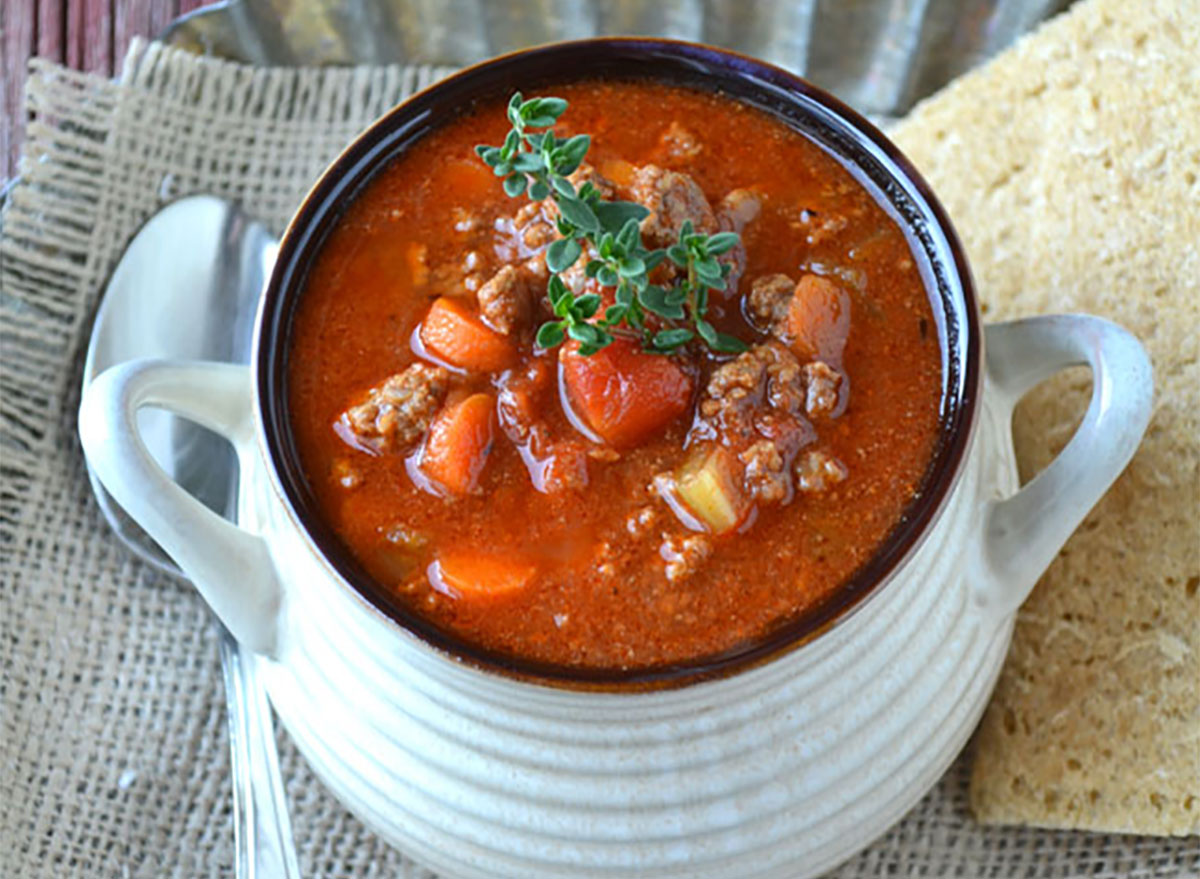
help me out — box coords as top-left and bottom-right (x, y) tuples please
(556, 134), (591, 175)
(594, 201), (649, 234)
(574, 293), (602, 319)
(522, 97), (567, 124)
(694, 257), (722, 282)
(615, 218), (640, 252)
(546, 237), (582, 274)
(507, 92), (524, 126)
(536, 321), (566, 349)
(502, 174), (527, 197)
(653, 328), (694, 350)
(551, 175), (576, 198)
(547, 274), (569, 305)
(568, 322), (603, 346)
(706, 231), (740, 255)
(501, 129), (521, 159)
(555, 196), (601, 234)
(693, 318), (744, 352)
(711, 330), (748, 353)
(528, 179), (550, 201)
(639, 285), (686, 320)
(475, 145), (502, 166)
(618, 255), (646, 278)
(510, 152), (543, 173)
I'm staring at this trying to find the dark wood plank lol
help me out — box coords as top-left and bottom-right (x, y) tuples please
(36, 0), (66, 62)
(64, 0), (84, 68)
(147, 0), (180, 39)
(3, 0), (37, 183)
(82, 0), (114, 73)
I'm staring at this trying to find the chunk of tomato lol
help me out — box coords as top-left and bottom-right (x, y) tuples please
(787, 274), (850, 364)
(559, 338), (693, 448)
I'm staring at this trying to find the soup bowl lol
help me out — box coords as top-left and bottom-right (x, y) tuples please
(79, 39), (1152, 879)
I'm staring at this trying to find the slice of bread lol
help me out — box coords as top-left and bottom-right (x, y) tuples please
(891, 0), (1199, 836)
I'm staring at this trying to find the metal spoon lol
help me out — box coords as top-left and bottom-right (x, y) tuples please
(80, 196), (299, 878)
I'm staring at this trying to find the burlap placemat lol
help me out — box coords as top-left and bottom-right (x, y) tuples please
(0, 38), (1195, 878)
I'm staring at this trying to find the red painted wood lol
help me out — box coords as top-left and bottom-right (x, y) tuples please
(4, 0), (38, 182)
(64, 0), (84, 67)
(116, 0), (157, 70)
(83, 0), (114, 73)
(148, 0), (180, 39)
(36, 0), (66, 62)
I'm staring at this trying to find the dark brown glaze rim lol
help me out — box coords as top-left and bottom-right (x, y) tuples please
(255, 38), (982, 689)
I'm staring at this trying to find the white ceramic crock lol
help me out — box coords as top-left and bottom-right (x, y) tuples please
(78, 40), (1153, 879)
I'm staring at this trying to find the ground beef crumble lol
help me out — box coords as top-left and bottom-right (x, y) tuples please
(660, 533), (713, 583)
(747, 273), (794, 332)
(341, 363), (450, 452)
(693, 342), (836, 504)
(803, 360), (843, 418)
(477, 265), (530, 335)
(795, 449), (848, 492)
(631, 164), (717, 247)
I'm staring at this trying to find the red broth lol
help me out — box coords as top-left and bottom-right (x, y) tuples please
(287, 80), (943, 671)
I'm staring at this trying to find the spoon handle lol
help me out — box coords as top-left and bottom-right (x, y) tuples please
(219, 625), (302, 879)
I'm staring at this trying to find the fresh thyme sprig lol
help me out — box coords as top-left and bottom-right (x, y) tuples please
(475, 92), (747, 357)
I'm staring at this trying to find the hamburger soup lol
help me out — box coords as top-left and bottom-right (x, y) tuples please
(287, 80), (944, 673)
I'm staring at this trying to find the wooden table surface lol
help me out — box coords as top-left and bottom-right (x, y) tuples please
(3, 0), (220, 184)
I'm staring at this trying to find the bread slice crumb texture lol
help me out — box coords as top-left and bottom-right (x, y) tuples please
(891, 0), (1199, 837)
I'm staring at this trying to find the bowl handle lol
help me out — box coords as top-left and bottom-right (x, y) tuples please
(79, 359), (283, 656)
(974, 314), (1153, 620)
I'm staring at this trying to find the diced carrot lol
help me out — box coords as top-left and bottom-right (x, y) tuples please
(419, 297), (517, 372)
(787, 274), (851, 363)
(559, 338), (693, 448)
(420, 393), (496, 495)
(430, 551), (537, 601)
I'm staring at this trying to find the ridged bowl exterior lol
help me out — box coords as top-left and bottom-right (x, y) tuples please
(246, 385), (1017, 879)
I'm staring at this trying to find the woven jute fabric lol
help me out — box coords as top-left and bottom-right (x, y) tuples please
(0, 38), (1196, 878)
